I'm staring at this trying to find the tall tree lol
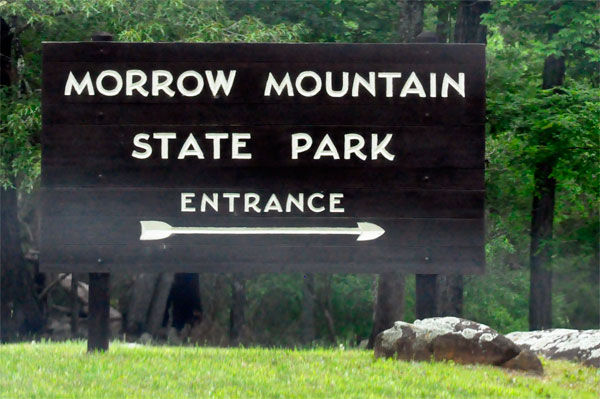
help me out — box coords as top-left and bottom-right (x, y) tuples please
(300, 273), (316, 344)
(0, 16), (44, 341)
(483, 0), (599, 331)
(437, 0), (490, 317)
(528, 7), (565, 331)
(229, 273), (246, 343)
(367, 0), (424, 348)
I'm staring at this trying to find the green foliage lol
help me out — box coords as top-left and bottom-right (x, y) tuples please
(0, 89), (40, 190)
(0, 0), (598, 341)
(476, 0), (600, 330)
(225, 0), (398, 42)
(2, 342), (599, 398)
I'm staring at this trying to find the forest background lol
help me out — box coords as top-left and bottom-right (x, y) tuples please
(1, 0), (598, 346)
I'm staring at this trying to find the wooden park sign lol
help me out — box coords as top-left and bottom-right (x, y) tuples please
(41, 42), (485, 274)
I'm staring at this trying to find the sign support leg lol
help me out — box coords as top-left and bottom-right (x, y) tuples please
(87, 273), (110, 351)
(87, 31), (113, 353)
(415, 274), (437, 319)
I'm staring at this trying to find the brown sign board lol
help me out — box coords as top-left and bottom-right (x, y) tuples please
(41, 42), (485, 274)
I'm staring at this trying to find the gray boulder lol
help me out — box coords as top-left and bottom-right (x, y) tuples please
(507, 329), (600, 368)
(374, 317), (534, 371)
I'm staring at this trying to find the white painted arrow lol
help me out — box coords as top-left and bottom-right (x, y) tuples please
(140, 220), (385, 241)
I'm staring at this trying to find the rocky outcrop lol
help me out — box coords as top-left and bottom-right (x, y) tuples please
(374, 317), (541, 373)
(507, 329), (600, 368)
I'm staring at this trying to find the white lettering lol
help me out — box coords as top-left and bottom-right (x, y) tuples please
(344, 134), (367, 160)
(223, 193), (240, 212)
(126, 70), (149, 97)
(153, 132), (177, 159)
(152, 70), (175, 97)
(232, 133), (252, 160)
(286, 193), (304, 212)
(131, 133), (152, 159)
(400, 72), (426, 97)
(442, 72), (465, 97)
(371, 134), (395, 161)
(96, 70), (123, 96)
(330, 193), (344, 213)
(377, 72), (402, 97)
(177, 70), (204, 97)
(205, 70), (236, 96)
(291, 133), (312, 159)
(177, 134), (205, 159)
(352, 72), (376, 97)
(244, 193), (261, 213)
(307, 193), (325, 213)
(264, 194), (283, 213)
(295, 71), (322, 97)
(201, 193), (219, 212)
(181, 193), (196, 212)
(314, 134), (340, 159)
(205, 133), (229, 159)
(429, 73), (437, 98)
(325, 71), (349, 97)
(64, 71), (94, 95)
(264, 72), (294, 96)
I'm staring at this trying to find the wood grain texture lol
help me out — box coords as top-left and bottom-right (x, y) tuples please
(42, 125), (484, 188)
(42, 62), (484, 105)
(41, 188), (484, 219)
(42, 42), (485, 64)
(41, 244), (485, 274)
(40, 42), (486, 274)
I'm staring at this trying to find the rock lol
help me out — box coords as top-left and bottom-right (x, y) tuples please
(166, 327), (181, 344)
(358, 339), (369, 349)
(139, 332), (153, 344)
(500, 349), (543, 374)
(507, 329), (600, 368)
(375, 317), (521, 367)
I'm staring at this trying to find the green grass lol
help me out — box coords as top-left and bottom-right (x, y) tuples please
(1, 342), (598, 398)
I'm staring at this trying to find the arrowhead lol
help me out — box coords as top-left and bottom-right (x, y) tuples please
(356, 222), (385, 241)
(140, 220), (173, 241)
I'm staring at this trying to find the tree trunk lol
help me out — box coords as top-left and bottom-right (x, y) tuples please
(318, 274), (336, 343)
(528, 16), (565, 330)
(436, 275), (463, 316)
(434, 0), (490, 318)
(454, 0), (490, 43)
(146, 273), (174, 335)
(126, 273), (159, 335)
(367, 0), (425, 347)
(397, 0), (424, 42)
(229, 273), (246, 343)
(300, 273), (316, 344)
(529, 160), (556, 330)
(168, 273), (202, 330)
(0, 17), (44, 342)
(368, 273), (405, 348)
(435, 2), (451, 43)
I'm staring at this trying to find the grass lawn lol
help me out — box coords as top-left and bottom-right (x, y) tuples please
(1, 341), (598, 398)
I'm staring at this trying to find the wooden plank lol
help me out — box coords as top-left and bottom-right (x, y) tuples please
(41, 188), (484, 219)
(41, 125), (484, 187)
(42, 166), (483, 190)
(42, 62), (484, 105)
(42, 102), (485, 126)
(42, 216), (484, 247)
(40, 244), (485, 274)
(43, 42), (485, 64)
(40, 41), (486, 275)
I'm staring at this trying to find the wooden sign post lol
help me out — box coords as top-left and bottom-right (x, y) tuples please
(41, 41), (485, 350)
